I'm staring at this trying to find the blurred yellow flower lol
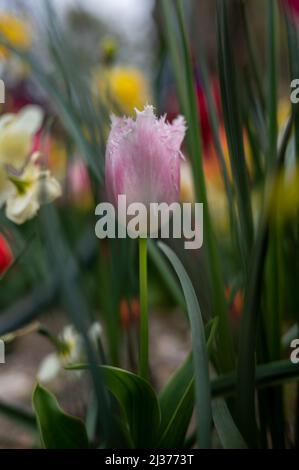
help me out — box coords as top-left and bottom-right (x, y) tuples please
(269, 166), (299, 224)
(180, 160), (195, 203)
(0, 13), (31, 58)
(48, 138), (68, 181)
(180, 159), (229, 233)
(278, 99), (290, 130)
(94, 66), (150, 115)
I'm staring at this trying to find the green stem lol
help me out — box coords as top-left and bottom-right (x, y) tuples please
(139, 237), (148, 381)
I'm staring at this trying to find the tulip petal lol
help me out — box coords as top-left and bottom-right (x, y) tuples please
(105, 106), (186, 214)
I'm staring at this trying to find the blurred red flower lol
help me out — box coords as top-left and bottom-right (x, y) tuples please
(120, 298), (140, 330)
(195, 77), (221, 152)
(165, 76), (221, 154)
(284, 0), (299, 15)
(0, 234), (13, 276)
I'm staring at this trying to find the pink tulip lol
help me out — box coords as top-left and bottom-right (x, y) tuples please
(68, 158), (91, 197)
(105, 105), (186, 210)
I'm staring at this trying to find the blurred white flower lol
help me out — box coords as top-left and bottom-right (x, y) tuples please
(4, 152), (62, 225)
(0, 163), (13, 206)
(0, 105), (43, 171)
(37, 322), (102, 383)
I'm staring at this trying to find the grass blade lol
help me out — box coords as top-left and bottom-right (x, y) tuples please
(217, 0), (253, 261)
(158, 242), (212, 448)
(212, 399), (247, 449)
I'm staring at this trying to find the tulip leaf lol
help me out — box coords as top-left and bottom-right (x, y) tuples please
(102, 366), (161, 448)
(33, 384), (89, 449)
(158, 242), (212, 448)
(158, 318), (218, 448)
(67, 364), (161, 448)
(158, 354), (194, 448)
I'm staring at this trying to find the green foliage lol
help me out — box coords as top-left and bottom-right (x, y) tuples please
(33, 384), (89, 449)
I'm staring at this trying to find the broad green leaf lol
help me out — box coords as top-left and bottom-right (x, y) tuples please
(158, 354), (193, 448)
(67, 364), (160, 448)
(102, 366), (160, 448)
(33, 384), (89, 449)
(158, 242), (212, 449)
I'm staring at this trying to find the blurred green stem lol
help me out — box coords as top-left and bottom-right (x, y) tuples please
(267, 0), (278, 169)
(139, 237), (148, 381)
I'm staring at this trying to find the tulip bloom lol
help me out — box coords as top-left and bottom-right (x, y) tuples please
(105, 105), (186, 380)
(105, 105), (186, 210)
(0, 234), (13, 276)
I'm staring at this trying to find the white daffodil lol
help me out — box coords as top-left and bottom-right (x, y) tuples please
(4, 152), (62, 225)
(0, 163), (13, 207)
(37, 323), (102, 383)
(0, 105), (43, 171)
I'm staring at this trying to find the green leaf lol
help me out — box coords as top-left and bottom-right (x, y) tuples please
(102, 366), (160, 448)
(33, 384), (89, 449)
(158, 354), (194, 448)
(158, 318), (218, 449)
(212, 399), (247, 449)
(161, 0), (234, 373)
(39, 205), (113, 444)
(240, 1), (265, 112)
(236, 117), (293, 447)
(67, 364), (161, 448)
(266, 0), (278, 168)
(217, 0), (253, 260)
(213, 359), (299, 398)
(148, 239), (185, 311)
(158, 242), (212, 449)
(285, 9), (299, 160)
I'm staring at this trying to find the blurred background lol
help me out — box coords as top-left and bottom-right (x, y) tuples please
(0, 0), (298, 449)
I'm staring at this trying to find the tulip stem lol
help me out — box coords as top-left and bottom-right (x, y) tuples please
(139, 237), (148, 381)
